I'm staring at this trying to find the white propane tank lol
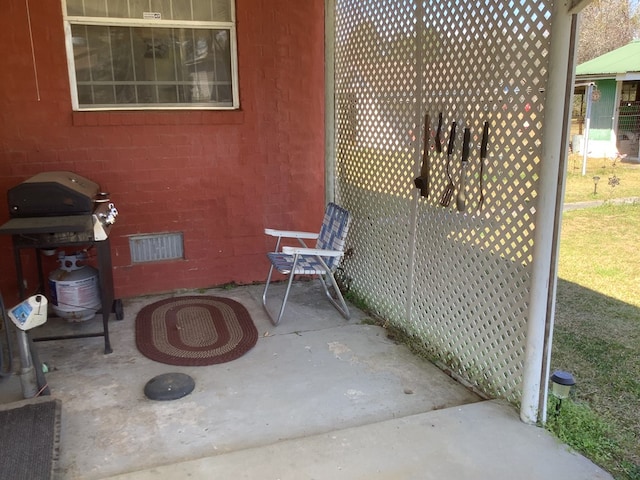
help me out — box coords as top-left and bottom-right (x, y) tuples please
(48, 252), (101, 322)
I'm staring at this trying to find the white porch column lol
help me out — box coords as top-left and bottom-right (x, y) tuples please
(520, 4), (578, 424)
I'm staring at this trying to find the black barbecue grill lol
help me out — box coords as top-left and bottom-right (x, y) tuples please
(0, 171), (121, 354)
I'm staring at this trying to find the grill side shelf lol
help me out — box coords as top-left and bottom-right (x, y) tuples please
(0, 215), (93, 235)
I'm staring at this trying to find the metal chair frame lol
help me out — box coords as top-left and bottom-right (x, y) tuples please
(262, 203), (351, 325)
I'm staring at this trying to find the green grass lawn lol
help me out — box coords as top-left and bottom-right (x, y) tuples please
(549, 155), (640, 480)
(564, 154), (640, 204)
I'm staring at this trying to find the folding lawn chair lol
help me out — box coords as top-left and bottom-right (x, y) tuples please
(262, 203), (351, 325)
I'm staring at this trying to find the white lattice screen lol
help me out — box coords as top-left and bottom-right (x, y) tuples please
(333, 0), (554, 402)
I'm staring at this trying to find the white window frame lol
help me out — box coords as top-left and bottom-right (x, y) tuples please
(61, 0), (239, 111)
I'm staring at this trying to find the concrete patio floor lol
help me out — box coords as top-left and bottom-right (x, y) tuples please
(0, 282), (613, 479)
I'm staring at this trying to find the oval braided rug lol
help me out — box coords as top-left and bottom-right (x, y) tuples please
(135, 296), (258, 366)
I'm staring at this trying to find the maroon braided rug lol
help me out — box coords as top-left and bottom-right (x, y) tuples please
(135, 296), (258, 366)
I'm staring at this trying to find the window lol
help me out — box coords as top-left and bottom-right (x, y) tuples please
(620, 81), (638, 103)
(62, 0), (238, 111)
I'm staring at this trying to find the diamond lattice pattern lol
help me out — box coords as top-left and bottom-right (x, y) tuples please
(334, 0), (551, 401)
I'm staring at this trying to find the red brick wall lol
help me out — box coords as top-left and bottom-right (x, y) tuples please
(0, 0), (326, 302)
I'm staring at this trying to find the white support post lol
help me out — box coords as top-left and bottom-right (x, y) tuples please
(520, 4), (577, 424)
(581, 82), (594, 175)
(325, 0), (336, 203)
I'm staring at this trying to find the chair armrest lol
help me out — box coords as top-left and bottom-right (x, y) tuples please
(264, 228), (319, 240)
(282, 246), (344, 257)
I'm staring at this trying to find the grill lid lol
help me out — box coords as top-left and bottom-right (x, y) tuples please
(8, 171), (100, 217)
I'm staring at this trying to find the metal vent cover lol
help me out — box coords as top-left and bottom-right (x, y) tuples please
(129, 232), (184, 263)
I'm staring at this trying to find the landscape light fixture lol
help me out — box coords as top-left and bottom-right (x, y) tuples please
(550, 370), (575, 414)
(593, 176), (600, 195)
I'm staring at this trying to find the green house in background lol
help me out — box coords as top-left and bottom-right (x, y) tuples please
(572, 40), (640, 161)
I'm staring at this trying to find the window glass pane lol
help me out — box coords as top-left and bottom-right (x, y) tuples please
(211, 30), (232, 101)
(72, 24), (233, 108)
(72, 24), (114, 82)
(192, 1), (212, 22)
(157, 85), (178, 103)
(171, 0), (193, 21)
(65, 1), (236, 109)
(83, 2), (109, 17)
(106, 0), (130, 18)
(129, 0), (151, 19)
(148, 0), (173, 20)
(111, 27), (135, 82)
(144, 28), (178, 81)
(77, 84), (94, 104)
(121, 0), (178, 20)
(136, 84), (154, 103)
(71, 25), (91, 81)
(67, 0), (109, 16)
(129, 0), (173, 20)
(180, 29), (232, 103)
(68, 0), (232, 22)
(171, 0), (233, 22)
(93, 85), (117, 104)
(211, 0), (232, 21)
(66, 0), (86, 16)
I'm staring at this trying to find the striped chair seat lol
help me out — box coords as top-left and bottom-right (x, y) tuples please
(267, 252), (330, 275)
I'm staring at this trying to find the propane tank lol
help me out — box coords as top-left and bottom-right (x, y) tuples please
(48, 252), (100, 322)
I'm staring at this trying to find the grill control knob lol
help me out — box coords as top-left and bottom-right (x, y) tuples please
(92, 202), (118, 241)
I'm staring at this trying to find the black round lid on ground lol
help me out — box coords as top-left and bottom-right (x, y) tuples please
(144, 373), (195, 401)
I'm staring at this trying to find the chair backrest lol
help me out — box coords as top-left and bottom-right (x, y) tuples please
(315, 203), (351, 270)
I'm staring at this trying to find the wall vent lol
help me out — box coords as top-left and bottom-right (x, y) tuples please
(129, 232), (184, 263)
